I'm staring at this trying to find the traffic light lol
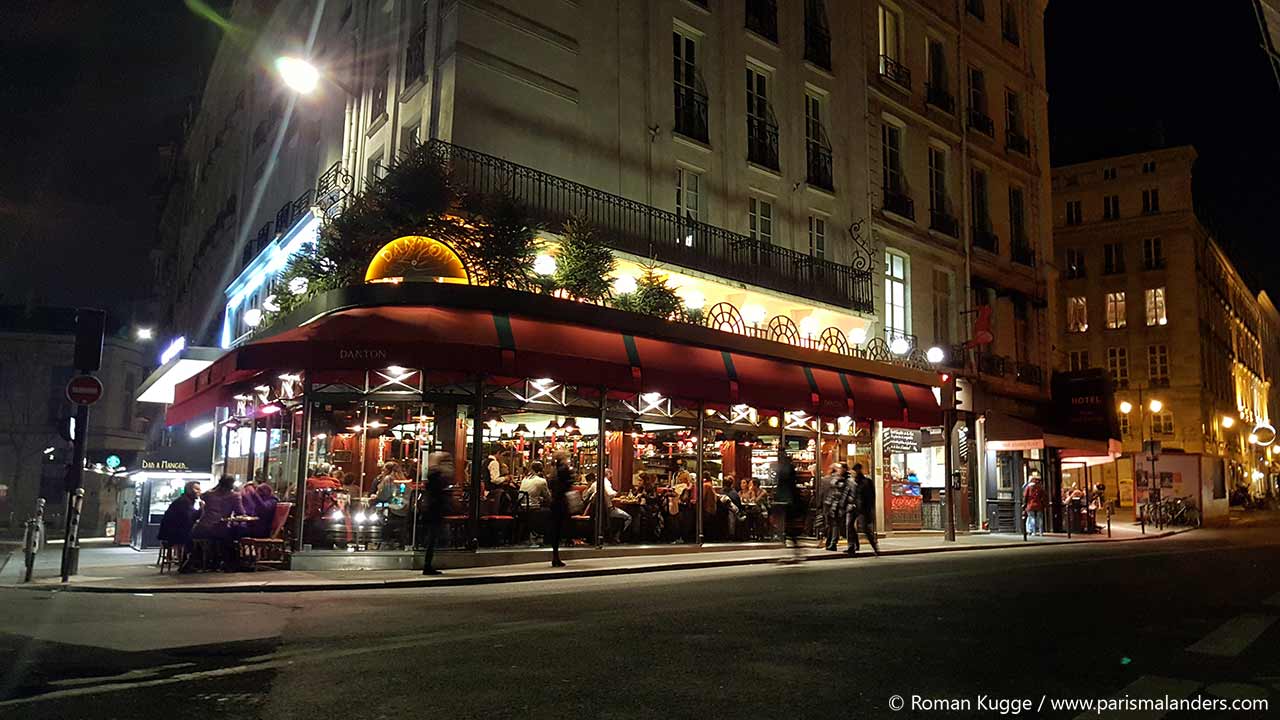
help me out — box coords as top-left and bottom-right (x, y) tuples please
(73, 308), (106, 372)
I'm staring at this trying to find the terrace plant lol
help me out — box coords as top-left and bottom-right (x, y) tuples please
(553, 213), (615, 303)
(612, 264), (684, 320)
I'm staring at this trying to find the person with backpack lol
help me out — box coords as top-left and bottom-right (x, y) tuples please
(1023, 472), (1047, 536)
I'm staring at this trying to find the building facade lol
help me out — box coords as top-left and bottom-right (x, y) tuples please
(154, 0), (1057, 550)
(1053, 146), (1273, 525)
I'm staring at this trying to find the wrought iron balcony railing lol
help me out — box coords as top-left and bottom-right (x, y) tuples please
(428, 139), (873, 312)
(747, 115), (780, 170)
(404, 21), (427, 86)
(745, 0), (779, 42)
(929, 208), (960, 238)
(882, 185), (915, 221)
(806, 139), (833, 191)
(973, 227), (999, 254)
(1006, 130), (1030, 156)
(879, 55), (912, 90)
(968, 108), (995, 136)
(242, 223), (271, 269)
(925, 82), (955, 114)
(804, 19), (831, 70)
(674, 85), (710, 144)
(274, 201), (293, 237)
(314, 160), (352, 217)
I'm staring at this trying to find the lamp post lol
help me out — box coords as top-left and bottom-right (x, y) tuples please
(275, 56), (357, 97)
(1118, 391), (1165, 529)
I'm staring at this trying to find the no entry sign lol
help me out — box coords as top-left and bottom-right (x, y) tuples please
(66, 375), (103, 406)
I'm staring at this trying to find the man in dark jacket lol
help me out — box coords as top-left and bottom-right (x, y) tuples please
(548, 450), (572, 567)
(823, 464), (855, 551)
(849, 464), (880, 556)
(421, 452), (453, 575)
(157, 481), (202, 551)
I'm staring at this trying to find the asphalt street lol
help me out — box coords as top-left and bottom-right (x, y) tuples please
(0, 517), (1277, 720)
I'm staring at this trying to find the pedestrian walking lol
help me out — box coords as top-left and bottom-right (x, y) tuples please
(774, 450), (806, 564)
(548, 450), (572, 567)
(1023, 472), (1046, 536)
(849, 464), (879, 556)
(822, 464), (855, 551)
(421, 452), (453, 576)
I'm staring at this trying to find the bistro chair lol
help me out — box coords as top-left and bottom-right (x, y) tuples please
(239, 502), (293, 569)
(157, 542), (186, 574)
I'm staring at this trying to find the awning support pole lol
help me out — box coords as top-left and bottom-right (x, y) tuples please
(292, 375), (313, 553)
(696, 402), (705, 545)
(596, 389), (606, 548)
(469, 377), (485, 551)
(944, 408), (956, 542)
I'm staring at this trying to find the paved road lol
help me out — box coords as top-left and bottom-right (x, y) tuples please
(1, 518), (1277, 719)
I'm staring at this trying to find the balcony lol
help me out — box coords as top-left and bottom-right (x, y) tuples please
(428, 140), (873, 312)
(1011, 239), (1035, 267)
(315, 161), (352, 217)
(747, 115), (780, 170)
(745, 0), (778, 42)
(929, 208), (960, 238)
(882, 185), (915, 221)
(973, 227), (999, 254)
(674, 85), (710, 144)
(968, 108), (995, 136)
(806, 139), (833, 191)
(925, 83), (955, 114)
(1006, 130), (1030, 156)
(879, 55), (912, 90)
(404, 21), (427, 86)
(241, 223), (271, 269)
(804, 18), (831, 70)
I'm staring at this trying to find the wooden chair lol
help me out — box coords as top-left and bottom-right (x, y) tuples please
(239, 502), (293, 568)
(157, 542), (186, 574)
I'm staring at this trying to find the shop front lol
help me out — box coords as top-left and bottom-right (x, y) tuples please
(128, 458), (213, 550)
(165, 283), (942, 568)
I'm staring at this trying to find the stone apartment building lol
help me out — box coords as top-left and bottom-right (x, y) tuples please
(1052, 146), (1274, 524)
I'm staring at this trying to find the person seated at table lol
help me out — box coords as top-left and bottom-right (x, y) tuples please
(583, 470), (632, 541)
(250, 484), (279, 538)
(519, 461), (552, 509)
(157, 481), (201, 554)
(741, 477), (762, 505)
(240, 479), (260, 520)
(191, 474), (248, 570)
(485, 451), (518, 513)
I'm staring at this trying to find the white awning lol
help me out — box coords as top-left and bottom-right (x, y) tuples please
(135, 346), (223, 404)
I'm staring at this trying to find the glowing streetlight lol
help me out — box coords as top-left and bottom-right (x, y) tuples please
(889, 337), (910, 355)
(1147, 399), (1163, 414)
(135, 327), (154, 341)
(925, 346), (945, 364)
(533, 253), (557, 276)
(1221, 415), (1236, 429)
(276, 56), (320, 94)
(1249, 433), (1259, 445)
(1118, 401), (1133, 415)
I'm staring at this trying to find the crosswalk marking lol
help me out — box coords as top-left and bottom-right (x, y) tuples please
(1187, 614), (1277, 657)
(1075, 675), (1201, 720)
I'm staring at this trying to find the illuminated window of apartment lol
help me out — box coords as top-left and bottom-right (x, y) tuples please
(1151, 410), (1174, 435)
(1103, 194), (1120, 220)
(748, 197), (773, 244)
(1064, 248), (1085, 279)
(884, 249), (909, 340)
(1107, 346), (1129, 387)
(1068, 350), (1089, 371)
(1145, 287), (1167, 326)
(1065, 199), (1082, 225)
(808, 215), (826, 259)
(1104, 242), (1125, 274)
(1142, 188), (1160, 214)
(1143, 237), (1164, 269)
(878, 4), (903, 64)
(1067, 296), (1088, 333)
(1105, 291), (1126, 329)
(1148, 344), (1169, 385)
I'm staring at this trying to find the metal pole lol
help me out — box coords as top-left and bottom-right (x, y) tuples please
(245, 413), (258, 485)
(696, 403), (705, 544)
(596, 390), (607, 547)
(292, 376), (313, 552)
(60, 401), (90, 582)
(469, 378), (485, 550)
(944, 409), (956, 542)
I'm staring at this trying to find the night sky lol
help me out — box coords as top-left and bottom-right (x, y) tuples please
(1, 2), (1278, 320)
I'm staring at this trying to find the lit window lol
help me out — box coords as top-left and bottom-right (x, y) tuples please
(1067, 296), (1088, 333)
(1145, 287), (1167, 326)
(1105, 292), (1126, 329)
(885, 250), (909, 340)
(878, 4), (903, 64)
(675, 167), (701, 221)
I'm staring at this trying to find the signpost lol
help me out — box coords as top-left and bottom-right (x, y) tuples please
(60, 308), (105, 583)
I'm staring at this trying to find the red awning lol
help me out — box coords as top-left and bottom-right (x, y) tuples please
(168, 304), (939, 426)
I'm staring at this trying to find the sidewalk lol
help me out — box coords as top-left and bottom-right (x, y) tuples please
(1, 521), (1186, 594)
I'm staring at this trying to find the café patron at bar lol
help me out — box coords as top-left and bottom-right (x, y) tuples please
(163, 228), (943, 569)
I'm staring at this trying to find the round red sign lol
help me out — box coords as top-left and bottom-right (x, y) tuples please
(66, 375), (103, 406)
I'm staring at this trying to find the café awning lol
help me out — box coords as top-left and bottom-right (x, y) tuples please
(167, 287), (941, 427)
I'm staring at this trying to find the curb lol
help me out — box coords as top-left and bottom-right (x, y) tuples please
(9, 527), (1191, 595)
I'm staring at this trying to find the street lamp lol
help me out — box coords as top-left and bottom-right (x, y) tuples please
(1118, 389), (1164, 527)
(1119, 400), (1133, 415)
(1148, 399), (1163, 414)
(134, 327), (154, 341)
(276, 56), (320, 94)
(1221, 415), (1236, 429)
